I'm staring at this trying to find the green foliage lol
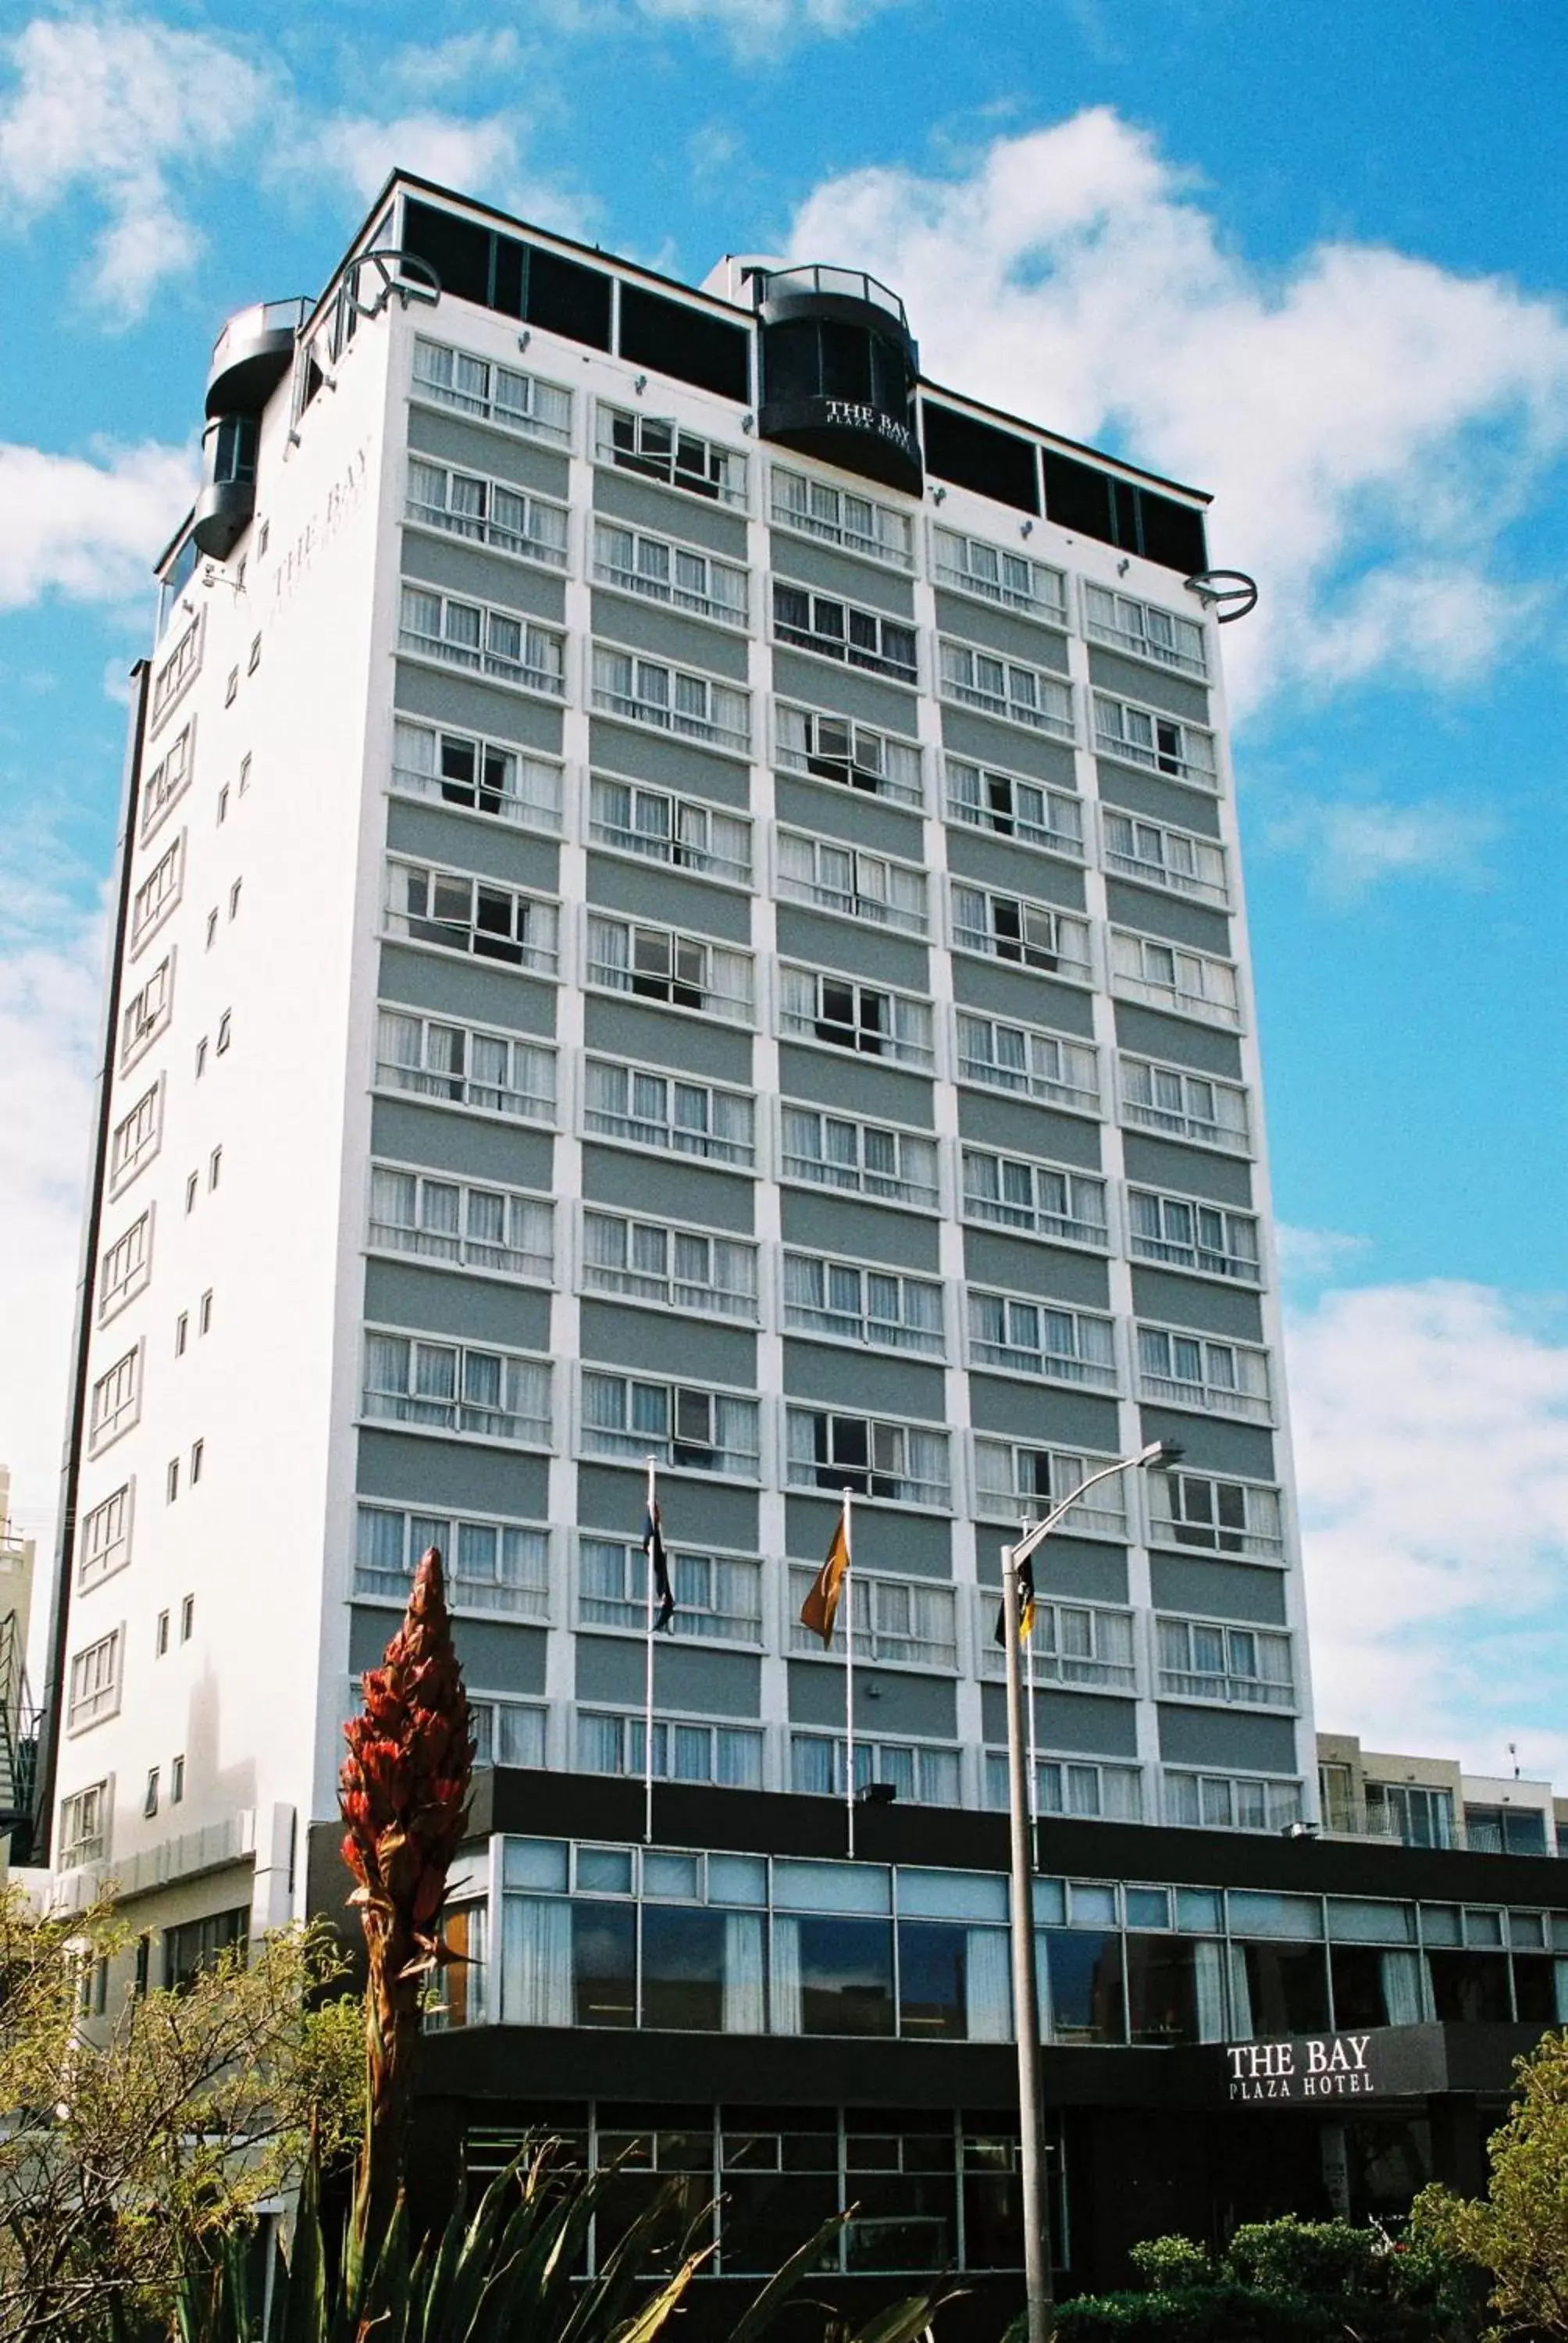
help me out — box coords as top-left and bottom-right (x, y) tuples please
(1225, 2215), (1381, 2296)
(1409, 2027), (1568, 2338)
(1126, 2235), (1212, 2292)
(1057, 2280), (1333, 2341)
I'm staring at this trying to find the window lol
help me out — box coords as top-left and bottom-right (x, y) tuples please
(224, 667), (238, 708)
(59, 1781), (109, 1868)
(216, 786), (229, 826)
(950, 884), (1091, 979)
(968, 1294), (1117, 1389)
(786, 1409), (950, 1507)
(412, 337), (572, 444)
(772, 584), (917, 683)
(779, 1107), (938, 1209)
(978, 1596), (1135, 1692)
(205, 910), (218, 950)
(119, 955), (173, 1071)
(99, 1213), (152, 1317)
(1366, 1783), (1454, 1849)
(392, 719), (561, 833)
(1094, 694), (1217, 786)
(355, 1504), (549, 1617)
(110, 1083), (162, 1192)
(932, 528), (1065, 619)
(585, 916), (752, 1024)
(581, 1375), (759, 1478)
(592, 522), (747, 627)
(398, 587), (565, 695)
(170, 1754), (185, 1803)
(1110, 930), (1240, 1027)
(590, 647), (749, 752)
(771, 465), (913, 567)
(1129, 1190), (1260, 1282)
(776, 832), (927, 936)
(588, 776), (750, 883)
(1084, 584), (1206, 677)
(582, 1212), (757, 1319)
(68, 1628), (123, 1729)
(580, 1539), (762, 1643)
(216, 1011), (231, 1055)
(1146, 1470), (1284, 1560)
(579, 1710), (763, 1787)
(189, 1439), (203, 1484)
(164, 1908), (248, 1992)
(144, 1767), (159, 1818)
(961, 1150), (1107, 1247)
(939, 641), (1074, 737)
(194, 1039), (208, 1080)
(208, 1147), (222, 1189)
(185, 1173), (198, 1213)
(166, 1457), (180, 1503)
(369, 1167), (553, 1282)
(88, 1347), (141, 1453)
(238, 753), (251, 794)
(1164, 1771), (1303, 1833)
(779, 966), (933, 1068)
(150, 615), (201, 730)
(1119, 1055), (1249, 1154)
(141, 723), (193, 840)
(985, 1756), (1142, 1821)
(79, 1485), (132, 1589)
(376, 1009), (556, 1124)
(155, 1610), (170, 1656)
(1103, 811), (1228, 905)
(775, 704), (922, 807)
(199, 1289), (212, 1333)
(130, 836), (183, 950)
(1465, 1805), (1549, 1857)
(583, 1058), (754, 1165)
(228, 880), (241, 919)
(386, 863), (559, 974)
(406, 458), (568, 566)
(973, 1439), (1130, 1538)
(1136, 1325), (1272, 1421)
(1158, 1618), (1294, 1708)
(788, 1569), (957, 1671)
(782, 1255), (945, 1355)
(471, 1699), (547, 1768)
(596, 404), (747, 506)
(793, 1735), (960, 1808)
(955, 1014), (1098, 1113)
(180, 1594), (194, 1640)
(248, 633), (261, 674)
(362, 1333), (552, 1446)
(945, 758), (1082, 858)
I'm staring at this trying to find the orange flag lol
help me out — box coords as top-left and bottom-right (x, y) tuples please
(799, 1511), (850, 1649)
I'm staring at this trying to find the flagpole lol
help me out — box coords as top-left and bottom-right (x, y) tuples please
(842, 1487), (855, 1860)
(643, 1454), (657, 1846)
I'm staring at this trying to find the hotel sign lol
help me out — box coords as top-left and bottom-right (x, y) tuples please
(1225, 2031), (1391, 2105)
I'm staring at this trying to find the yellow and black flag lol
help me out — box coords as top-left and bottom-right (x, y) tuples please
(993, 1553), (1037, 1649)
(800, 1509), (850, 1649)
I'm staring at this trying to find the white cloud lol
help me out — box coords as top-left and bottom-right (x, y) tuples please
(785, 111), (1568, 710)
(0, 440), (198, 612)
(1274, 1224), (1374, 1286)
(1266, 795), (1500, 900)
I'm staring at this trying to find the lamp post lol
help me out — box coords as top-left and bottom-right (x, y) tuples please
(1003, 1438), (1181, 2343)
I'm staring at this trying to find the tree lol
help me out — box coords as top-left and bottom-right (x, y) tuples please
(1412, 2027), (1568, 2338)
(0, 1889), (359, 2340)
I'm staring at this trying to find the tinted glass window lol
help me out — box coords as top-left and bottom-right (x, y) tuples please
(898, 1920), (967, 2040)
(1045, 1928), (1124, 2042)
(1042, 451), (1112, 540)
(641, 1906), (726, 2030)
(1427, 1949), (1511, 2023)
(404, 200), (490, 305)
(1239, 1942), (1329, 2035)
(1125, 1935), (1219, 2045)
(923, 402), (1040, 513)
(763, 319), (818, 405)
(821, 319), (874, 405)
(1140, 488), (1208, 574)
(798, 1915), (896, 2035)
(1512, 1954), (1558, 2024)
(619, 282), (750, 400)
(572, 1902), (636, 2026)
(526, 244), (613, 348)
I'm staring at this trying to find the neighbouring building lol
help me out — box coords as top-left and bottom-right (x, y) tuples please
(1319, 1730), (1562, 1856)
(0, 1466), (37, 1870)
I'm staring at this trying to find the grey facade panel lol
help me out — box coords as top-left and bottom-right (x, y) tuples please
(400, 530), (567, 625)
(351, 1604), (548, 1692)
(1104, 879), (1232, 958)
(962, 1227), (1111, 1309)
(576, 1461), (758, 1550)
(363, 1258), (553, 1351)
(770, 645), (919, 733)
(582, 994), (754, 1086)
(1096, 760), (1223, 840)
(975, 1527), (1129, 1606)
(575, 1636), (761, 1718)
(954, 1087), (1103, 1172)
(769, 532), (918, 618)
(787, 1495), (953, 1580)
(584, 851), (752, 943)
(408, 404), (572, 500)
(781, 1339), (947, 1419)
(773, 773), (925, 862)
(588, 718), (751, 803)
(1138, 1409), (1276, 1480)
(775, 904), (930, 996)
(579, 1296), (757, 1385)
(968, 1373), (1121, 1450)
(591, 462), (750, 558)
(355, 1426), (551, 1519)
(1149, 1553), (1290, 1626)
(778, 1041), (935, 1129)
(933, 592), (1071, 672)
(387, 798), (562, 895)
(1113, 1002), (1245, 1079)
(952, 952), (1096, 1040)
(377, 941), (558, 1037)
(789, 1661), (956, 1739)
(1087, 646), (1211, 725)
(580, 1141), (755, 1233)
(938, 705), (1078, 787)
(369, 1097), (558, 1191)
(590, 589), (751, 681)
(394, 658), (565, 755)
(980, 1685), (1139, 1756)
(1121, 1133), (1253, 1208)
(1156, 1705), (1299, 1772)
(779, 1187), (940, 1271)
(1128, 1267), (1265, 1343)
(944, 824), (1088, 911)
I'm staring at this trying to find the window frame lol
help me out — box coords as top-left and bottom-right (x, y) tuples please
(391, 717), (563, 835)
(397, 585), (565, 698)
(773, 702), (924, 808)
(785, 1406), (951, 1510)
(931, 526), (1067, 621)
(1146, 1467), (1285, 1561)
(960, 1148), (1109, 1250)
(1093, 692), (1217, 788)
(109, 1081), (164, 1195)
(579, 1370), (761, 1482)
(1083, 583), (1207, 679)
(592, 518), (749, 630)
(771, 581), (918, 684)
(1127, 1187), (1262, 1283)
(1101, 808), (1228, 907)
(87, 1345), (142, 1455)
(975, 1589), (1136, 1693)
(770, 464), (914, 569)
(778, 1104), (939, 1212)
(584, 913), (754, 1026)
(78, 1482), (134, 1590)
(582, 1055), (755, 1168)
(130, 833), (184, 955)
(355, 1501), (551, 1620)
(1156, 1615), (1295, 1710)
(59, 1781), (110, 1869)
(1109, 928), (1242, 1029)
(405, 454), (568, 569)
(67, 1626), (123, 1732)
(587, 774), (752, 886)
(374, 1007), (558, 1127)
(1117, 1054), (1251, 1156)
(580, 1208), (759, 1322)
(778, 964), (934, 1069)
(949, 881), (1092, 981)
(971, 1438), (1129, 1539)
(99, 1210), (154, 1321)
(944, 756), (1083, 862)
(385, 860), (560, 977)
(775, 828), (928, 937)
(967, 1291), (1120, 1390)
(937, 637), (1075, 740)
(591, 641), (750, 754)
(595, 401), (748, 508)
(361, 1327), (554, 1449)
(140, 721), (194, 844)
(410, 336), (574, 446)
(955, 1011), (1099, 1115)
(368, 1161), (555, 1285)
(788, 1566), (958, 1673)
(1135, 1322), (1274, 1424)
(119, 953), (175, 1073)
(781, 1251), (946, 1358)
(579, 1534), (764, 1647)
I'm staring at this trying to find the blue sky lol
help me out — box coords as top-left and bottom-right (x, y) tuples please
(2, 0), (1566, 1779)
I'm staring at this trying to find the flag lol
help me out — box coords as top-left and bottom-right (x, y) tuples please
(799, 1511), (850, 1649)
(993, 1553), (1036, 1649)
(643, 1499), (675, 1633)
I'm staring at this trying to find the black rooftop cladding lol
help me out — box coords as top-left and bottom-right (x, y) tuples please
(921, 400), (1041, 515)
(1043, 448), (1209, 576)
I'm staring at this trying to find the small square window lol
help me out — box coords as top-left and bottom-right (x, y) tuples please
(216, 1011), (231, 1054)
(217, 786), (230, 826)
(248, 634), (261, 674)
(155, 1609), (170, 1656)
(144, 1767), (159, 1818)
(194, 1038), (208, 1079)
(166, 1457), (179, 1503)
(171, 1754), (186, 1803)
(224, 667), (238, 705)
(199, 1290), (212, 1335)
(205, 909), (218, 950)
(175, 1312), (188, 1357)
(190, 1439), (204, 1485)
(229, 879), (241, 918)
(185, 1172), (198, 1214)
(180, 1593), (194, 1640)
(208, 1148), (222, 1189)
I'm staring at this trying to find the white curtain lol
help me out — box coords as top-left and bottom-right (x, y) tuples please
(1228, 1945), (1253, 2040)
(769, 1915), (803, 2035)
(723, 1912), (767, 2035)
(502, 1896), (572, 2027)
(966, 1928), (1012, 2042)
(1194, 1941), (1227, 2042)
(1381, 1949), (1427, 2027)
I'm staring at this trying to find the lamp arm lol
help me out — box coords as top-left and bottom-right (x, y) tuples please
(1010, 1450), (1151, 1569)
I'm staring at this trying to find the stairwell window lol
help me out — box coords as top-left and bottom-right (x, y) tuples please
(120, 956), (174, 1072)
(961, 1150), (1107, 1247)
(786, 1408), (950, 1507)
(1147, 1469), (1284, 1560)
(1094, 694), (1217, 786)
(78, 1484), (132, 1590)
(376, 1010), (556, 1125)
(141, 723), (194, 842)
(950, 883), (1091, 979)
(1110, 931), (1239, 1028)
(939, 641), (1074, 738)
(88, 1347), (141, 1453)
(398, 589), (565, 696)
(955, 1013), (1099, 1113)
(406, 459), (567, 567)
(582, 1212), (758, 1320)
(775, 704), (923, 807)
(583, 1058), (754, 1167)
(68, 1628), (123, 1731)
(1136, 1325), (1271, 1422)
(1128, 1190), (1260, 1282)
(412, 337), (572, 444)
(580, 1539), (762, 1644)
(932, 527), (1066, 620)
(968, 1293), (1118, 1389)
(356, 1504), (549, 1617)
(772, 584), (917, 683)
(387, 864), (558, 974)
(945, 758), (1082, 859)
(392, 719), (562, 833)
(369, 1167), (554, 1282)
(130, 837), (184, 953)
(588, 777), (751, 883)
(582, 1373), (759, 1478)
(1118, 1055), (1249, 1154)
(100, 1212), (152, 1318)
(771, 465), (914, 567)
(779, 1107), (938, 1210)
(1103, 811), (1228, 905)
(779, 967), (933, 1067)
(593, 522), (747, 627)
(782, 1255), (946, 1356)
(591, 647), (750, 753)
(776, 830), (928, 935)
(972, 1439), (1128, 1538)
(362, 1333), (552, 1446)
(1157, 1618), (1294, 1709)
(586, 915), (753, 1025)
(596, 404), (747, 506)
(1084, 584), (1206, 677)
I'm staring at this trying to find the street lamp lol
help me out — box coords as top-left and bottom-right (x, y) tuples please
(1003, 1438), (1182, 2343)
